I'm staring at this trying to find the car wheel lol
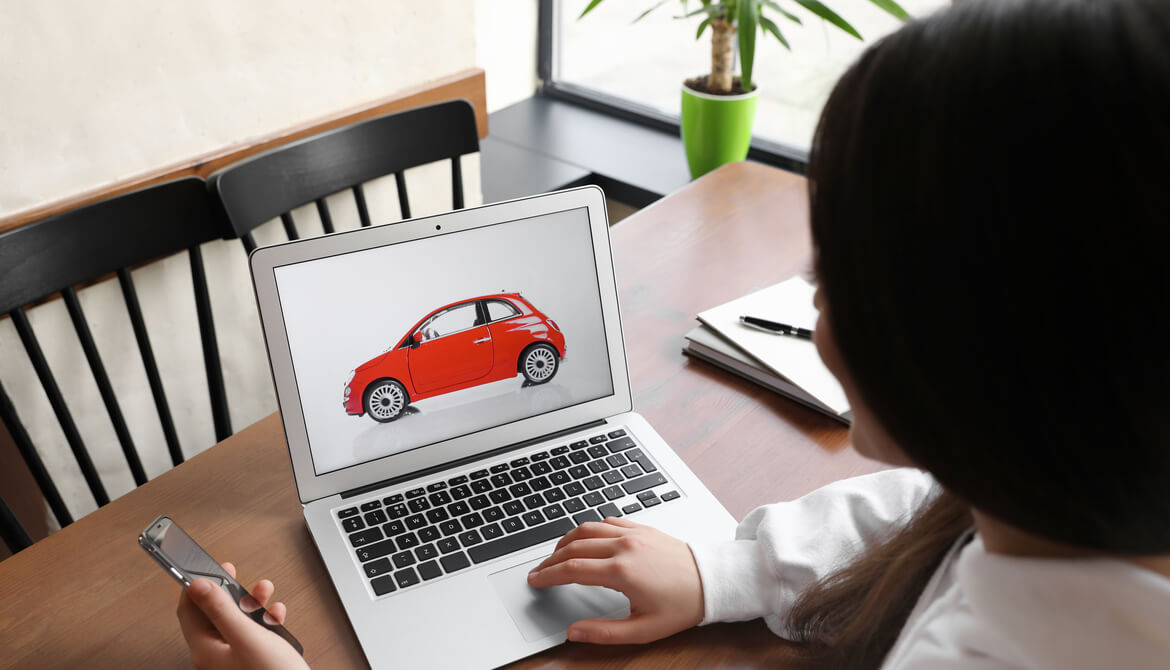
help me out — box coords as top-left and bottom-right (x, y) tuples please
(364, 379), (409, 422)
(520, 343), (559, 384)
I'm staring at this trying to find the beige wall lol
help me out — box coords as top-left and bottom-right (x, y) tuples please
(0, 1), (485, 522)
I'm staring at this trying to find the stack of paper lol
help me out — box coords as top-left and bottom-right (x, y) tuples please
(683, 277), (852, 425)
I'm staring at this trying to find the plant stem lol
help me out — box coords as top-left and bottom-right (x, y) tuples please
(709, 18), (735, 94)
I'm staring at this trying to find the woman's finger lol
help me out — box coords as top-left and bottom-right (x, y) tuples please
(221, 562), (237, 579)
(527, 557), (626, 591)
(535, 537), (618, 572)
(551, 521), (626, 552)
(248, 579), (275, 609)
(568, 615), (661, 646)
(265, 601), (287, 626)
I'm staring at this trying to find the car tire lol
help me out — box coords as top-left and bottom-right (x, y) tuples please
(519, 343), (559, 384)
(363, 379), (409, 422)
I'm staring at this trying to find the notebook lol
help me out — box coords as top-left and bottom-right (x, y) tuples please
(691, 277), (852, 424)
(248, 186), (736, 669)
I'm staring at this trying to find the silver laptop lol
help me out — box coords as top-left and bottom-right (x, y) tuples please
(249, 186), (736, 669)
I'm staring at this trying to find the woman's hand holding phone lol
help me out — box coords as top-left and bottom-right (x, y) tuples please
(176, 561), (310, 670)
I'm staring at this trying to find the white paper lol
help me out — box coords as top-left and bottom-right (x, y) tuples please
(697, 277), (850, 414)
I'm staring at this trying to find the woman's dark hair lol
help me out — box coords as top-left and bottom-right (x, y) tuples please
(789, 0), (1170, 666)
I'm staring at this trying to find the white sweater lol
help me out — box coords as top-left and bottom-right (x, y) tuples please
(688, 468), (1170, 669)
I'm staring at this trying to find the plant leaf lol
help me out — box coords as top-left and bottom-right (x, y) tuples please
(760, 15), (790, 50)
(676, 4), (722, 19)
(695, 16), (712, 39)
(792, 0), (862, 39)
(762, 0), (802, 25)
(738, 0), (758, 90)
(866, 0), (911, 21)
(578, 0), (606, 20)
(634, 0), (671, 22)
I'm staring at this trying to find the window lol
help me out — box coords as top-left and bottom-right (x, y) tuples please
(486, 299), (521, 322)
(550, 0), (950, 159)
(418, 303), (479, 341)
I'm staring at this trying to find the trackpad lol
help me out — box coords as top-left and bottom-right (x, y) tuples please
(489, 558), (630, 642)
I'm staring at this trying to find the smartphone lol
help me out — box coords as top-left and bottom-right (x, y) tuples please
(139, 515), (304, 655)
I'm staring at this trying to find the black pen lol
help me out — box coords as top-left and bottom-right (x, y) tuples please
(739, 315), (814, 340)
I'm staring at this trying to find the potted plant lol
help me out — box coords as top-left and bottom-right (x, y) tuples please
(580, 0), (911, 178)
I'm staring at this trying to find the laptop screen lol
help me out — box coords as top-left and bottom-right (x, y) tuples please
(272, 207), (615, 476)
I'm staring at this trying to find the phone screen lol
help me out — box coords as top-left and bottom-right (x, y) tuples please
(140, 516), (304, 654)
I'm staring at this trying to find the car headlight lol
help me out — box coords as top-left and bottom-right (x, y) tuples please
(344, 369), (356, 397)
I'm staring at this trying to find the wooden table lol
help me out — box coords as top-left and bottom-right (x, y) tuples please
(0, 161), (881, 669)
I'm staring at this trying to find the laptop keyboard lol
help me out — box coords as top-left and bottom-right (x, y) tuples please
(334, 427), (682, 598)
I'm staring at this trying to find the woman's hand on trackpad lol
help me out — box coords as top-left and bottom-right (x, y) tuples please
(526, 517), (704, 644)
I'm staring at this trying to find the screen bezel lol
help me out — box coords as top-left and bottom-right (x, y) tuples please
(249, 186), (632, 504)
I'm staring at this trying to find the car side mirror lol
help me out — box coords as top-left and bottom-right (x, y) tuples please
(410, 333), (422, 348)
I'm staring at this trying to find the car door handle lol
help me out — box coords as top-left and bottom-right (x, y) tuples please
(473, 337), (490, 344)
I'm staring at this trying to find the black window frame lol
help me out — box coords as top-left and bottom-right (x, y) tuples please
(536, 0), (808, 175)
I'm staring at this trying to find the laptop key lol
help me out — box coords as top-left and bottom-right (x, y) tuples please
(522, 511), (545, 527)
(364, 510), (388, 525)
(523, 494), (546, 510)
(481, 523), (503, 541)
(418, 526), (440, 543)
(338, 507), (360, 519)
(563, 497), (585, 514)
(627, 448), (658, 473)
(583, 492), (606, 507)
(548, 471), (569, 486)
(371, 575), (396, 596)
(587, 460), (609, 474)
(587, 445), (608, 459)
(509, 457), (530, 467)
(386, 503), (408, 520)
(502, 517), (524, 533)
(439, 520), (462, 536)
(589, 435), (607, 445)
(622, 473), (668, 495)
(418, 560), (442, 581)
(360, 500), (382, 512)
(426, 508), (449, 524)
(530, 461), (552, 475)
(471, 479), (493, 494)
(530, 451), (550, 461)
(568, 466), (590, 480)
(408, 498), (430, 513)
(405, 514), (426, 530)
(363, 558), (393, 578)
(569, 451), (590, 465)
(468, 518), (574, 564)
(510, 467), (532, 481)
(544, 488), (566, 503)
(490, 464), (510, 474)
(602, 470), (624, 485)
(637, 491), (658, 502)
(621, 464), (643, 479)
(458, 530), (483, 547)
(427, 481), (447, 492)
(530, 476), (552, 491)
(608, 429), (627, 439)
(643, 496), (662, 508)
(383, 520), (406, 536)
(584, 476), (605, 491)
(449, 501), (470, 516)
(490, 473), (512, 488)
(564, 481), (586, 496)
(503, 501), (524, 516)
(469, 469), (489, 480)
(394, 568), (420, 589)
(622, 503), (642, 514)
(598, 503), (622, 519)
(350, 527), (384, 547)
(469, 495), (490, 510)
(489, 489), (511, 504)
(451, 485), (472, 500)
(606, 454), (628, 468)
(461, 513), (484, 528)
(447, 475), (469, 486)
(573, 510), (602, 525)
(571, 440), (589, 450)
(396, 532), (420, 550)
(440, 551), (471, 573)
(415, 543), (438, 562)
(508, 483), (532, 497)
(437, 537), (459, 554)
(606, 437), (636, 453)
(342, 517), (365, 533)
(406, 488), (425, 499)
(429, 491), (451, 506)
(548, 456), (570, 470)
(550, 446), (570, 456)
(543, 504), (566, 519)
(391, 551), (416, 568)
(662, 490), (681, 502)
(602, 486), (624, 500)
(483, 506), (504, 522)
(357, 539), (397, 562)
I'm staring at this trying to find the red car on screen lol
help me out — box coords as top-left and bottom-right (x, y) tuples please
(343, 293), (566, 422)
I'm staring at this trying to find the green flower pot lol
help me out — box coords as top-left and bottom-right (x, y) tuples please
(680, 83), (759, 179)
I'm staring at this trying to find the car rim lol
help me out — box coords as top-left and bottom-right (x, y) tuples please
(525, 347), (556, 381)
(368, 383), (404, 420)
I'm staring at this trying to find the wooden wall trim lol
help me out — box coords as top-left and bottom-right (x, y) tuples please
(0, 68), (488, 236)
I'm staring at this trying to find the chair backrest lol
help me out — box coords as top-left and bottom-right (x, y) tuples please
(0, 177), (231, 553)
(210, 99), (480, 252)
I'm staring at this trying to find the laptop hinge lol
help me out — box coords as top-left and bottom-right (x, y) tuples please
(339, 418), (609, 500)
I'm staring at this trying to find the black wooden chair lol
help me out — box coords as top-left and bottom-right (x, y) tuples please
(0, 177), (232, 554)
(210, 100), (480, 252)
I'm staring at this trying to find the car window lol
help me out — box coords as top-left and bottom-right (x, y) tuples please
(486, 299), (521, 322)
(418, 303), (479, 341)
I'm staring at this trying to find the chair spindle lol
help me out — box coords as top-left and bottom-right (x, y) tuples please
(394, 172), (412, 220)
(0, 379), (74, 528)
(352, 184), (372, 227)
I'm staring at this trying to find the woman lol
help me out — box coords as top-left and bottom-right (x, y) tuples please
(177, 0), (1170, 667)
